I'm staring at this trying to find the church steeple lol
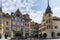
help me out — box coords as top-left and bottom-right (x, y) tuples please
(45, 0), (52, 13)
(0, 0), (2, 12)
(48, 0), (49, 7)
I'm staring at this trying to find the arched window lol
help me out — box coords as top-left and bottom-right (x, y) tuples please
(43, 33), (47, 38)
(46, 19), (51, 23)
(6, 22), (8, 25)
(54, 26), (58, 29)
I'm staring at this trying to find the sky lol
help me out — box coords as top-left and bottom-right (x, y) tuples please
(2, 0), (60, 24)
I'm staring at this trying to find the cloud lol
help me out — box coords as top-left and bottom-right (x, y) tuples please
(28, 11), (43, 23)
(2, 0), (44, 23)
(52, 7), (60, 17)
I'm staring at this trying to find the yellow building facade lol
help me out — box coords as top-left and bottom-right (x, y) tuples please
(39, 0), (60, 39)
(0, 12), (12, 37)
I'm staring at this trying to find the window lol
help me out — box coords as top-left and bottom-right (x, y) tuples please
(6, 22), (8, 25)
(57, 33), (60, 36)
(44, 23), (46, 26)
(17, 18), (19, 21)
(43, 19), (45, 21)
(19, 18), (21, 21)
(0, 16), (2, 18)
(0, 27), (2, 29)
(12, 17), (15, 20)
(47, 25), (51, 29)
(16, 14), (20, 17)
(21, 22), (23, 26)
(54, 26), (58, 29)
(17, 22), (20, 25)
(22, 19), (25, 21)
(49, 14), (50, 16)
(0, 20), (1, 24)
(49, 25), (51, 29)
(46, 19), (51, 23)
(17, 28), (20, 31)
(12, 27), (16, 30)
(47, 26), (48, 29)
(13, 22), (16, 25)
(15, 17), (17, 20)
(6, 27), (9, 30)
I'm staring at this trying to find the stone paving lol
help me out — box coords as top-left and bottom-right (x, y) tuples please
(0, 37), (60, 40)
(0, 38), (60, 40)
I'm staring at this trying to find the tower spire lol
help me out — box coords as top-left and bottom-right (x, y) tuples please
(48, 0), (49, 7)
(45, 0), (52, 13)
(0, 0), (2, 12)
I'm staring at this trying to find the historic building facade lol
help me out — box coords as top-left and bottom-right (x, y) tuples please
(41, 0), (53, 38)
(39, 0), (60, 38)
(11, 9), (24, 31)
(23, 14), (31, 37)
(29, 21), (39, 37)
(0, 12), (12, 37)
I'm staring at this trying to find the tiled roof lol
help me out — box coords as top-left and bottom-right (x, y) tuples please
(53, 16), (60, 21)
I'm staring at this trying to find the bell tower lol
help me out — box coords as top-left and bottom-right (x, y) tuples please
(42, 0), (53, 30)
(41, 0), (53, 38)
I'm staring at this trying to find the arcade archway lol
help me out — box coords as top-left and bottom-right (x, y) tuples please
(43, 33), (47, 38)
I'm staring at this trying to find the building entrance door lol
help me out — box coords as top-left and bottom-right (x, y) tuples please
(43, 33), (47, 38)
(51, 32), (55, 38)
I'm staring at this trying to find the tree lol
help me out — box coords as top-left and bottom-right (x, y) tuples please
(13, 30), (23, 37)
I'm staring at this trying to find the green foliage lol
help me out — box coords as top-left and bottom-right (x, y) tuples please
(13, 30), (23, 37)
(13, 30), (23, 35)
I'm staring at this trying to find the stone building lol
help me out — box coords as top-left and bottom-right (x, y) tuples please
(23, 14), (31, 37)
(11, 9), (24, 31)
(39, 0), (60, 38)
(0, 12), (11, 38)
(0, 1), (12, 38)
(30, 21), (39, 37)
(11, 9), (25, 37)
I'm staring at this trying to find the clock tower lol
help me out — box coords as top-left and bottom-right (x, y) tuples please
(42, 0), (53, 38)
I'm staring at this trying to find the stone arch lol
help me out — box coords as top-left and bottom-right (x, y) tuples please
(25, 33), (29, 37)
(35, 34), (38, 38)
(43, 33), (47, 38)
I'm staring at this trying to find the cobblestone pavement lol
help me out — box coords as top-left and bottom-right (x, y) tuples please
(10, 37), (60, 40)
(1, 38), (60, 40)
(0, 37), (8, 40)
(11, 38), (60, 40)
